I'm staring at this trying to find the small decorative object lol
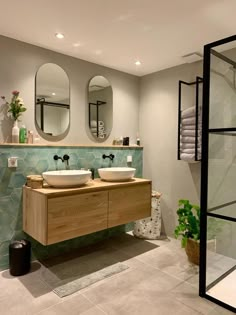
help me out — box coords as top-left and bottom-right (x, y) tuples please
(122, 137), (129, 146)
(174, 199), (200, 265)
(27, 175), (44, 189)
(1, 90), (27, 143)
(12, 120), (19, 143)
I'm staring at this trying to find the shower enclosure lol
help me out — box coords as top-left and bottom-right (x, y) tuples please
(200, 35), (236, 313)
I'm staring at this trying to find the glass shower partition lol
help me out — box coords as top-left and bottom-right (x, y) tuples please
(200, 35), (236, 313)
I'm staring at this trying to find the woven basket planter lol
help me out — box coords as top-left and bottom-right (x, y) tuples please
(185, 238), (199, 265)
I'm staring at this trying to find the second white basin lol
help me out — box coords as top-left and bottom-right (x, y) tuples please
(98, 167), (136, 182)
(42, 170), (91, 187)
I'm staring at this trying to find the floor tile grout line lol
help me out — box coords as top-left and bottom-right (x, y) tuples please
(80, 292), (108, 314)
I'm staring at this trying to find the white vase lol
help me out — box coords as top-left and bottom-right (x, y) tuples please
(12, 120), (19, 143)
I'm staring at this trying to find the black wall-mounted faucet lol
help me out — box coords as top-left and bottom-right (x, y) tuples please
(102, 154), (115, 161)
(54, 154), (70, 170)
(54, 154), (70, 162)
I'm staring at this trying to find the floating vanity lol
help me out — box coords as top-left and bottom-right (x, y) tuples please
(23, 178), (151, 245)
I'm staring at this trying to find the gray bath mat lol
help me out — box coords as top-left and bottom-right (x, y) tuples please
(39, 245), (129, 298)
(53, 262), (129, 297)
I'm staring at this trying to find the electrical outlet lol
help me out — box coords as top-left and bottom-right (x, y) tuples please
(127, 155), (132, 163)
(8, 157), (18, 168)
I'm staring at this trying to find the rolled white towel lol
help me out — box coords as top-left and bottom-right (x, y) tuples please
(98, 120), (104, 127)
(99, 131), (106, 136)
(98, 134), (105, 139)
(181, 136), (201, 143)
(181, 148), (201, 154)
(98, 126), (105, 131)
(182, 106), (202, 119)
(182, 117), (202, 125)
(90, 127), (98, 132)
(90, 120), (97, 128)
(181, 130), (202, 137)
(180, 143), (200, 149)
(181, 124), (202, 131)
(180, 153), (201, 162)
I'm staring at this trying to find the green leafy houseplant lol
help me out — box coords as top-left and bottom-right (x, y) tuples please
(1, 90), (27, 121)
(174, 199), (200, 248)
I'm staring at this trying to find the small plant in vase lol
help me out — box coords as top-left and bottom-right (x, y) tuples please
(1, 91), (27, 143)
(174, 199), (200, 265)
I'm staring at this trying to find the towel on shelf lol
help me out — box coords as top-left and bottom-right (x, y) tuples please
(181, 130), (202, 137)
(98, 120), (104, 126)
(98, 126), (105, 131)
(181, 148), (201, 154)
(181, 124), (202, 131)
(182, 117), (202, 126)
(181, 106), (202, 119)
(181, 136), (201, 144)
(90, 127), (98, 132)
(90, 120), (97, 128)
(180, 143), (200, 149)
(180, 153), (201, 162)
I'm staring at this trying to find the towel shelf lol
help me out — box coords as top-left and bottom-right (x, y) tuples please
(89, 100), (106, 138)
(177, 76), (203, 162)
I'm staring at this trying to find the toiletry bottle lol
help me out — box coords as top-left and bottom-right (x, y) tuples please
(27, 130), (33, 144)
(19, 125), (27, 143)
(136, 133), (140, 146)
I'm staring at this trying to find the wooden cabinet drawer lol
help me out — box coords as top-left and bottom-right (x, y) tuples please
(47, 191), (108, 244)
(108, 183), (151, 227)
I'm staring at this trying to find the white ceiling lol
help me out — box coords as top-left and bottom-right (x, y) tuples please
(0, 0), (236, 76)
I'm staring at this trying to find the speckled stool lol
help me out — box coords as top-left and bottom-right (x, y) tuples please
(133, 191), (162, 239)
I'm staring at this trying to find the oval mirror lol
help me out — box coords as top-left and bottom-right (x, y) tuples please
(88, 75), (113, 142)
(35, 63), (70, 140)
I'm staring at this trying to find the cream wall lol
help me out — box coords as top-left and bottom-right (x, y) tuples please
(139, 62), (203, 236)
(0, 35), (139, 145)
(0, 35), (206, 237)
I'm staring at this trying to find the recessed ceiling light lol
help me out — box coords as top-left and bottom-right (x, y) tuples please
(135, 60), (141, 66)
(52, 92), (56, 96)
(55, 33), (64, 39)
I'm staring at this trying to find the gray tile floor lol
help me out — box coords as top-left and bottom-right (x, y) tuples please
(0, 233), (234, 315)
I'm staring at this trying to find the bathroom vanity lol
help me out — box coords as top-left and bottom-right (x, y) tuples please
(23, 178), (151, 245)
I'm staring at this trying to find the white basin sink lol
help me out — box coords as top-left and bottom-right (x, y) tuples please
(98, 167), (136, 182)
(42, 170), (91, 187)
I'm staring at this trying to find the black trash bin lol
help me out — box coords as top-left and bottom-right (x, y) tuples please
(9, 240), (31, 276)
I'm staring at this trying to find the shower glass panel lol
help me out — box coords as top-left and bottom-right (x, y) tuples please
(200, 35), (236, 313)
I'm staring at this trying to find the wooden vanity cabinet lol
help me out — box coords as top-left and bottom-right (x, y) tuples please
(23, 178), (151, 245)
(108, 184), (151, 227)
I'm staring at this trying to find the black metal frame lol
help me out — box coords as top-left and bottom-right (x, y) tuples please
(177, 76), (203, 161)
(89, 100), (106, 137)
(36, 98), (69, 132)
(199, 34), (236, 313)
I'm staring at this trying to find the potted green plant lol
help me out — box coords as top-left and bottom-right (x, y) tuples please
(174, 199), (200, 265)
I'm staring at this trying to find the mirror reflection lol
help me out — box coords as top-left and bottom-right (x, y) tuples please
(88, 75), (113, 141)
(35, 63), (70, 138)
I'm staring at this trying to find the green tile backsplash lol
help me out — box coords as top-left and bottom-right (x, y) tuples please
(0, 145), (143, 270)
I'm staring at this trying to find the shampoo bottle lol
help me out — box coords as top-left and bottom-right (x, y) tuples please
(19, 125), (27, 143)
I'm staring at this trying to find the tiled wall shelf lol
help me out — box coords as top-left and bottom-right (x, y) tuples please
(0, 143), (143, 148)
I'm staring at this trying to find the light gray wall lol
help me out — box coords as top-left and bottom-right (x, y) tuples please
(139, 62), (203, 236)
(0, 35), (139, 144)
